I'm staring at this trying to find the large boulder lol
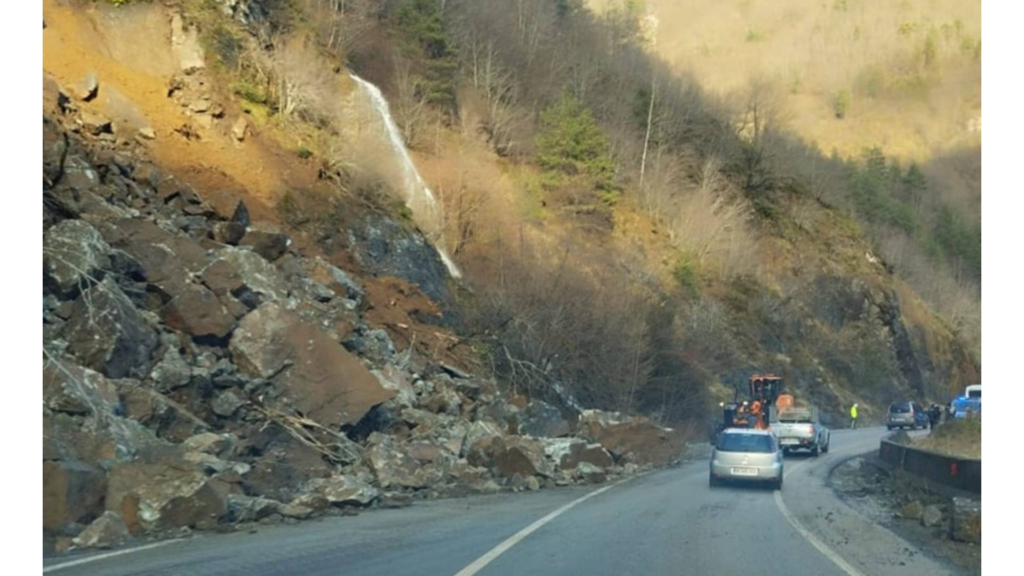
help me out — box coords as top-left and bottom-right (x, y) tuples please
(161, 283), (236, 341)
(372, 366), (417, 408)
(43, 362), (120, 417)
(44, 406), (166, 467)
(105, 460), (234, 534)
(539, 438), (612, 470)
(43, 459), (107, 532)
(239, 229), (291, 262)
(305, 475), (379, 506)
(43, 220), (112, 297)
(519, 399), (572, 438)
(578, 410), (686, 467)
(64, 279), (159, 379)
(230, 303), (394, 427)
(217, 248), (289, 304)
(473, 436), (554, 479)
(72, 511), (130, 549)
(949, 497), (981, 544)
(363, 433), (444, 489)
(99, 219), (208, 305)
(239, 428), (332, 502)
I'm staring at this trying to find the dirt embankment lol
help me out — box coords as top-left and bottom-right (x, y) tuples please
(912, 418), (981, 460)
(43, 0), (318, 208)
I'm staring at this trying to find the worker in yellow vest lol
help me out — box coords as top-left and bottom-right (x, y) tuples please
(849, 403), (859, 429)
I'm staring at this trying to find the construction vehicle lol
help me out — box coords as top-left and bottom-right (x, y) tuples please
(712, 374), (788, 440)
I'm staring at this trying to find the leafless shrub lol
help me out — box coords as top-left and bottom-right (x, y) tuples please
(270, 34), (338, 121)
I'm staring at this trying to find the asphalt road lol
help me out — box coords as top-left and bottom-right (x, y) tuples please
(43, 426), (968, 576)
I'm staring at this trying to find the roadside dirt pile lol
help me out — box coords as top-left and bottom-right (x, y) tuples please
(42, 80), (688, 553)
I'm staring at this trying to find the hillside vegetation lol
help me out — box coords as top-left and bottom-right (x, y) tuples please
(45, 0), (979, 428)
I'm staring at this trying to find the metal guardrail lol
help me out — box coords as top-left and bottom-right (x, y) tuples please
(878, 437), (981, 494)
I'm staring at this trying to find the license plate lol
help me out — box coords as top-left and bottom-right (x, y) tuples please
(779, 438), (799, 445)
(731, 467), (757, 476)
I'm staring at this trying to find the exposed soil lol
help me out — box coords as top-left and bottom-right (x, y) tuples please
(830, 455), (980, 574)
(42, 0), (319, 206)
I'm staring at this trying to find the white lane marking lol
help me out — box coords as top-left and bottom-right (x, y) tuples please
(774, 440), (868, 576)
(454, 478), (634, 576)
(43, 539), (182, 573)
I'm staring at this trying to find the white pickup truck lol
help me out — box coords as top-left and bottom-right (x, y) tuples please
(770, 406), (830, 456)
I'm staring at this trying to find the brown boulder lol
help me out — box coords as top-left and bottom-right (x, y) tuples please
(72, 512), (129, 549)
(43, 459), (107, 532)
(211, 221), (246, 245)
(239, 230), (291, 262)
(162, 283), (236, 340)
(578, 410), (685, 467)
(483, 436), (554, 479)
(201, 259), (244, 297)
(100, 219), (208, 303)
(578, 444), (615, 469)
(230, 303), (394, 427)
(106, 460), (233, 534)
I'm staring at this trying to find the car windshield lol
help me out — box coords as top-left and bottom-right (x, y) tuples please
(889, 404), (911, 413)
(717, 433), (775, 453)
(968, 390), (981, 399)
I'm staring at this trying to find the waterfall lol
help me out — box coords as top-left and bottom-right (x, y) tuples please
(348, 74), (462, 279)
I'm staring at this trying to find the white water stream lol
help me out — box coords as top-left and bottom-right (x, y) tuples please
(348, 74), (462, 279)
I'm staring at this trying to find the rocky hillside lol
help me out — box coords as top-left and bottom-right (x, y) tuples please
(42, 75), (690, 553)
(42, 0), (980, 554)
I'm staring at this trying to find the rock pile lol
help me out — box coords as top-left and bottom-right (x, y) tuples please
(42, 80), (690, 554)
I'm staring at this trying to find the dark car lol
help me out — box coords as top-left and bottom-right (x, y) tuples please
(886, 401), (929, 430)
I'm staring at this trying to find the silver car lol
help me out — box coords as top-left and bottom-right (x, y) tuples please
(709, 428), (784, 490)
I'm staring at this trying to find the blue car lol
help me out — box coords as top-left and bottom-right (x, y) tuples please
(951, 385), (981, 418)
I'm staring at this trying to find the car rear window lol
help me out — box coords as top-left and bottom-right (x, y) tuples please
(717, 433), (775, 453)
(968, 390), (981, 399)
(889, 403), (911, 414)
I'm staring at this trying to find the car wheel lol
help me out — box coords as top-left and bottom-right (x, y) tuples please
(773, 477), (783, 491)
(709, 474), (720, 488)
(822, 439), (830, 453)
(887, 425), (893, 430)
(811, 444), (820, 457)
